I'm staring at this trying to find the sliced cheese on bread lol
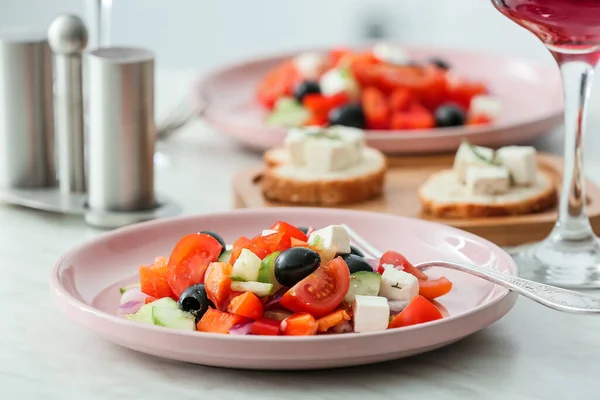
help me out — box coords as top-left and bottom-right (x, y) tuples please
(261, 147), (386, 205)
(419, 169), (557, 218)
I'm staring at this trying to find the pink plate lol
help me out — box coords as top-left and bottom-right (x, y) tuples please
(194, 45), (563, 154)
(50, 208), (518, 370)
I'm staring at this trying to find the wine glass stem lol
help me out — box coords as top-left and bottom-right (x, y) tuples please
(552, 56), (597, 241)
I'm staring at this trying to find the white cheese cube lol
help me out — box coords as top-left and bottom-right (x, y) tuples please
(231, 248), (262, 282)
(496, 146), (537, 186)
(284, 128), (310, 166)
(466, 165), (511, 195)
(470, 95), (502, 120)
(352, 295), (390, 333)
(372, 43), (411, 65)
(319, 68), (359, 98)
(261, 229), (277, 236)
(379, 268), (419, 302)
(303, 130), (363, 173)
(292, 52), (329, 80)
(308, 225), (351, 254)
(453, 141), (495, 182)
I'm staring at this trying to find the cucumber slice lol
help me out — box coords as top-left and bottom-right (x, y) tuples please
(151, 307), (195, 331)
(344, 271), (382, 303)
(231, 248), (262, 282)
(257, 252), (283, 292)
(126, 297), (179, 324)
(119, 283), (141, 294)
(218, 249), (232, 263)
(267, 97), (309, 128)
(230, 281), (274, 297)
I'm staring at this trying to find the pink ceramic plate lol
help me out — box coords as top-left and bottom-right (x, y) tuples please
(194, 45), (563, 154)
(51, 208), (518, 370)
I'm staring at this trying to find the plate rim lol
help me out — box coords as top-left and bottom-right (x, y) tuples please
(192, 44), (563, 141)
(50, 207), (519, 343)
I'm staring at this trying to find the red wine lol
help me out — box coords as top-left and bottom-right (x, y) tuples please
(492, 0), (600, 54)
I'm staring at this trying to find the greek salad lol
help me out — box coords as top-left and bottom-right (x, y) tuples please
(258, 43), (501, 131)
(120, 222), (453, 335)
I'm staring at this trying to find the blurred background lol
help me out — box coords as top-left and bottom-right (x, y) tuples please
(0, 0), (555, 71)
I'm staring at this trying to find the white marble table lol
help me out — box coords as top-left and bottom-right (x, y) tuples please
(2, 70), (600, 400)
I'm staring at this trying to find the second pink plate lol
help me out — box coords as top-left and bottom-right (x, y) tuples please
(51, 208), (518, 370)
(194, 45), (562, 154)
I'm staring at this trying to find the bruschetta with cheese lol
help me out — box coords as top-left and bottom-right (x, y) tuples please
(419, 141), (557, 218)
(261, 126), (386, 205)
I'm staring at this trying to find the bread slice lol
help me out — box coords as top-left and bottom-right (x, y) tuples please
(419, 169), (557, 218)
(261, 147), (386, 205)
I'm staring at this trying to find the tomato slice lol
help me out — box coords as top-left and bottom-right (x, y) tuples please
(204, 262), (233, 311)
(378, 250), (428, 280)
(227, 292), (264, 320)
(388, 295), (443, 328)
(256, 61), (300, 109)
(446, 80), (488, 110)
(302, 92), (349, 122)
(229, 236), (251, 265)
(362, 86), (390, 130)
(419, 277), (453, 300)
(139, 256), (177, 300)
(280, 257), (350, 318)
(316, 309), (351, 333)
(251, 317), (281, 336)
(270, 221), (308, 242)
(303, 113), (328, 127)
(389, 89), (412, 113)
(196, 308), (247, 334)
(282, 313), (318, 336)
(390, 108), (435, 130)
(166, 234), (223, 298)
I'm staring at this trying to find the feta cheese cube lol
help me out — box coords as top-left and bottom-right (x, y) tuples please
(466, 165), (511, 195)
(231, 248), (262, 282)
(352, 295), (390, 333)
(308, 225), (351, 254)
(379, 268), (419, 302)
(453, 141), (495, 182)
(372, 43), (411, 65)
(319, 68), (359, 98)
(470, 95), (502, 120)
(303, 129), (363, 173)
(284, 127), (311, 166)
(292, 52), (329, 80)
(496, 146), (537, 186)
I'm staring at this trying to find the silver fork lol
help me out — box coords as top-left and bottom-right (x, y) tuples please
(341, 224), (600, 314)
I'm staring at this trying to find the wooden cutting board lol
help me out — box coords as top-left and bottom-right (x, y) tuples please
(232, 153), (600, 247)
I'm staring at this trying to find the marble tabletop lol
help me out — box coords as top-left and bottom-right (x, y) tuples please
(2, 70), (600, 400)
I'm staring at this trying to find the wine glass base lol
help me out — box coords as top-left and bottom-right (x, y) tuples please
(508, 235), (600, 289)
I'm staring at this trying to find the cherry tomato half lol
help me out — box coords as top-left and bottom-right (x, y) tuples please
(280, 257), (350, 318)
(378, 250), (428, 280)
(256, 61), (300, 109)
(389, 295), (443, 329)
(362, 86), (389, 130)
(166, 233), (223, 298)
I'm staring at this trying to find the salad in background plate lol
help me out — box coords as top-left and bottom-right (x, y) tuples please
(120, 222), (452, 336)
(258, 42), (501, 131)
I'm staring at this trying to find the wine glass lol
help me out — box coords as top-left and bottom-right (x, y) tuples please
(490, 0), (600, 288)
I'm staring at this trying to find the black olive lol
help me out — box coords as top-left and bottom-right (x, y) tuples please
(297, 226), (309, 234)
(350, 245), (365, 257)
(434, 103), (466, 128)
(328, 103), (366, 129)
(178, 284), (214, 319)
(294, 81), (321, 102)
(200, 230), (226, 255)
(341, 254), (373, 274)
(274, 247), (321, 287)
(429, 57), (451, 70)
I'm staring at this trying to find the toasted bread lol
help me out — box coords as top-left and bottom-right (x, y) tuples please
(418, 169), (557, 218)
(261, 147), (386, 205)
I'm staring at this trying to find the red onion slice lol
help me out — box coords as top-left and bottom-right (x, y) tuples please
(120, 286), (147, 305)
(264, 287), (287, 310)
(118, 300), (143, 315)
(331, 320), (353, 333)
(229, 320), (253, 335)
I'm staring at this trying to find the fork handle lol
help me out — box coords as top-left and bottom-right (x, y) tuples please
(419, 261), (600, 314)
